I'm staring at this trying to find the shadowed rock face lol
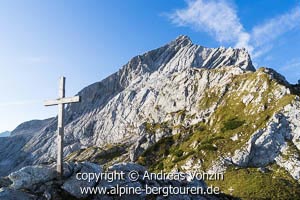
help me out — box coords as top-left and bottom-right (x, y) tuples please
(11, 118), (55, 136)
(1, 35), (299, 188)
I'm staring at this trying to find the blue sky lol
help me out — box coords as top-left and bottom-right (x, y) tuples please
(0, 0), (300, 132)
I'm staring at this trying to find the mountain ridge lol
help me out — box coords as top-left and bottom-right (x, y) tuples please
(0, 131), (10, 138)
(0, 36), (291, 177)
(1, 35), (300, 199)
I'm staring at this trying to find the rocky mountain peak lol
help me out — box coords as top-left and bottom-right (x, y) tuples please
(1, 35), (300, 199)
(65, 36), (255, 118)
(152, 35), (255, 73)
(170, 35), (192, 47)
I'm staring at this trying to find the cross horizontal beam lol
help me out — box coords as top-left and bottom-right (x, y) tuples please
(44, 96), (80, 106)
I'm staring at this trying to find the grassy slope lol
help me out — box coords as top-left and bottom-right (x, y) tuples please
(66, 68), (299, 199)
(137, 68), (299, 199)
(208, 165), (300, 200)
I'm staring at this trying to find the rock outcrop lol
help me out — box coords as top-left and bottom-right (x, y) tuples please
(1, 162), (224, 200)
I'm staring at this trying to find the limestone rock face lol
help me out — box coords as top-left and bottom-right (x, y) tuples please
(0, 35), (300, 193)
(0, 35), (256, 176)
(9, 165), (57, 190)
(0, 118), (55, 177)
(5, 162), (104, 199)
(10, 118), (55, 136)
(9, 162), (74, 190)
(232, 113), (290, 167)
(62, 162), (102, 198)
(231, 101), (300, 180)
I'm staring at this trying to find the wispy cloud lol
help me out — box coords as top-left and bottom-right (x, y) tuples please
(280, 59), (300, 71)
(167, 0), (300, 58)
(251, 6), (300, 59)
(0, 100), (41, 107)
(168, 0), (253, 52)
(252, 6), (300, 47)
(278, 59), (300, 82)
(22, 56), (48, 64)
(251, 44), (273, 59)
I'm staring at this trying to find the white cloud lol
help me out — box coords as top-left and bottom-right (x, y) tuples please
(23, 56), (48, 64)
(252, 6), (300, 47)
(280, 58), (300, 71)
(168, 0), (300, 58)
(0, 100), (40, 107)
(252, 44), (273, 59)
(168, 0), (253, 52)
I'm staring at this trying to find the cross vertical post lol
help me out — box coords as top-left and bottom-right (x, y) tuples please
(44, 76), (81, 178)
(57, 77), (65, 177)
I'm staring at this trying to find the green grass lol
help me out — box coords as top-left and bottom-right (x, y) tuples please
(137, 136), (176, 171)
(143, 121), (170, 134)
(66, 144), (126, 165)
(138, 67), (298, 186)
(280, 141), (300, 160)
(208, 165), (300, 200)
(221, 118), (245, 132)
(173, 149), (184, 157)
(198, 89), (219, 110)
(114, 67), (300, 199)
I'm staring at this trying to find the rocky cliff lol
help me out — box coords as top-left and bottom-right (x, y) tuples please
(1, 35), (300, 199)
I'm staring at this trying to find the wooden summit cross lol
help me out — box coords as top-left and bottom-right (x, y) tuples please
(44, 76), (81, 177)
